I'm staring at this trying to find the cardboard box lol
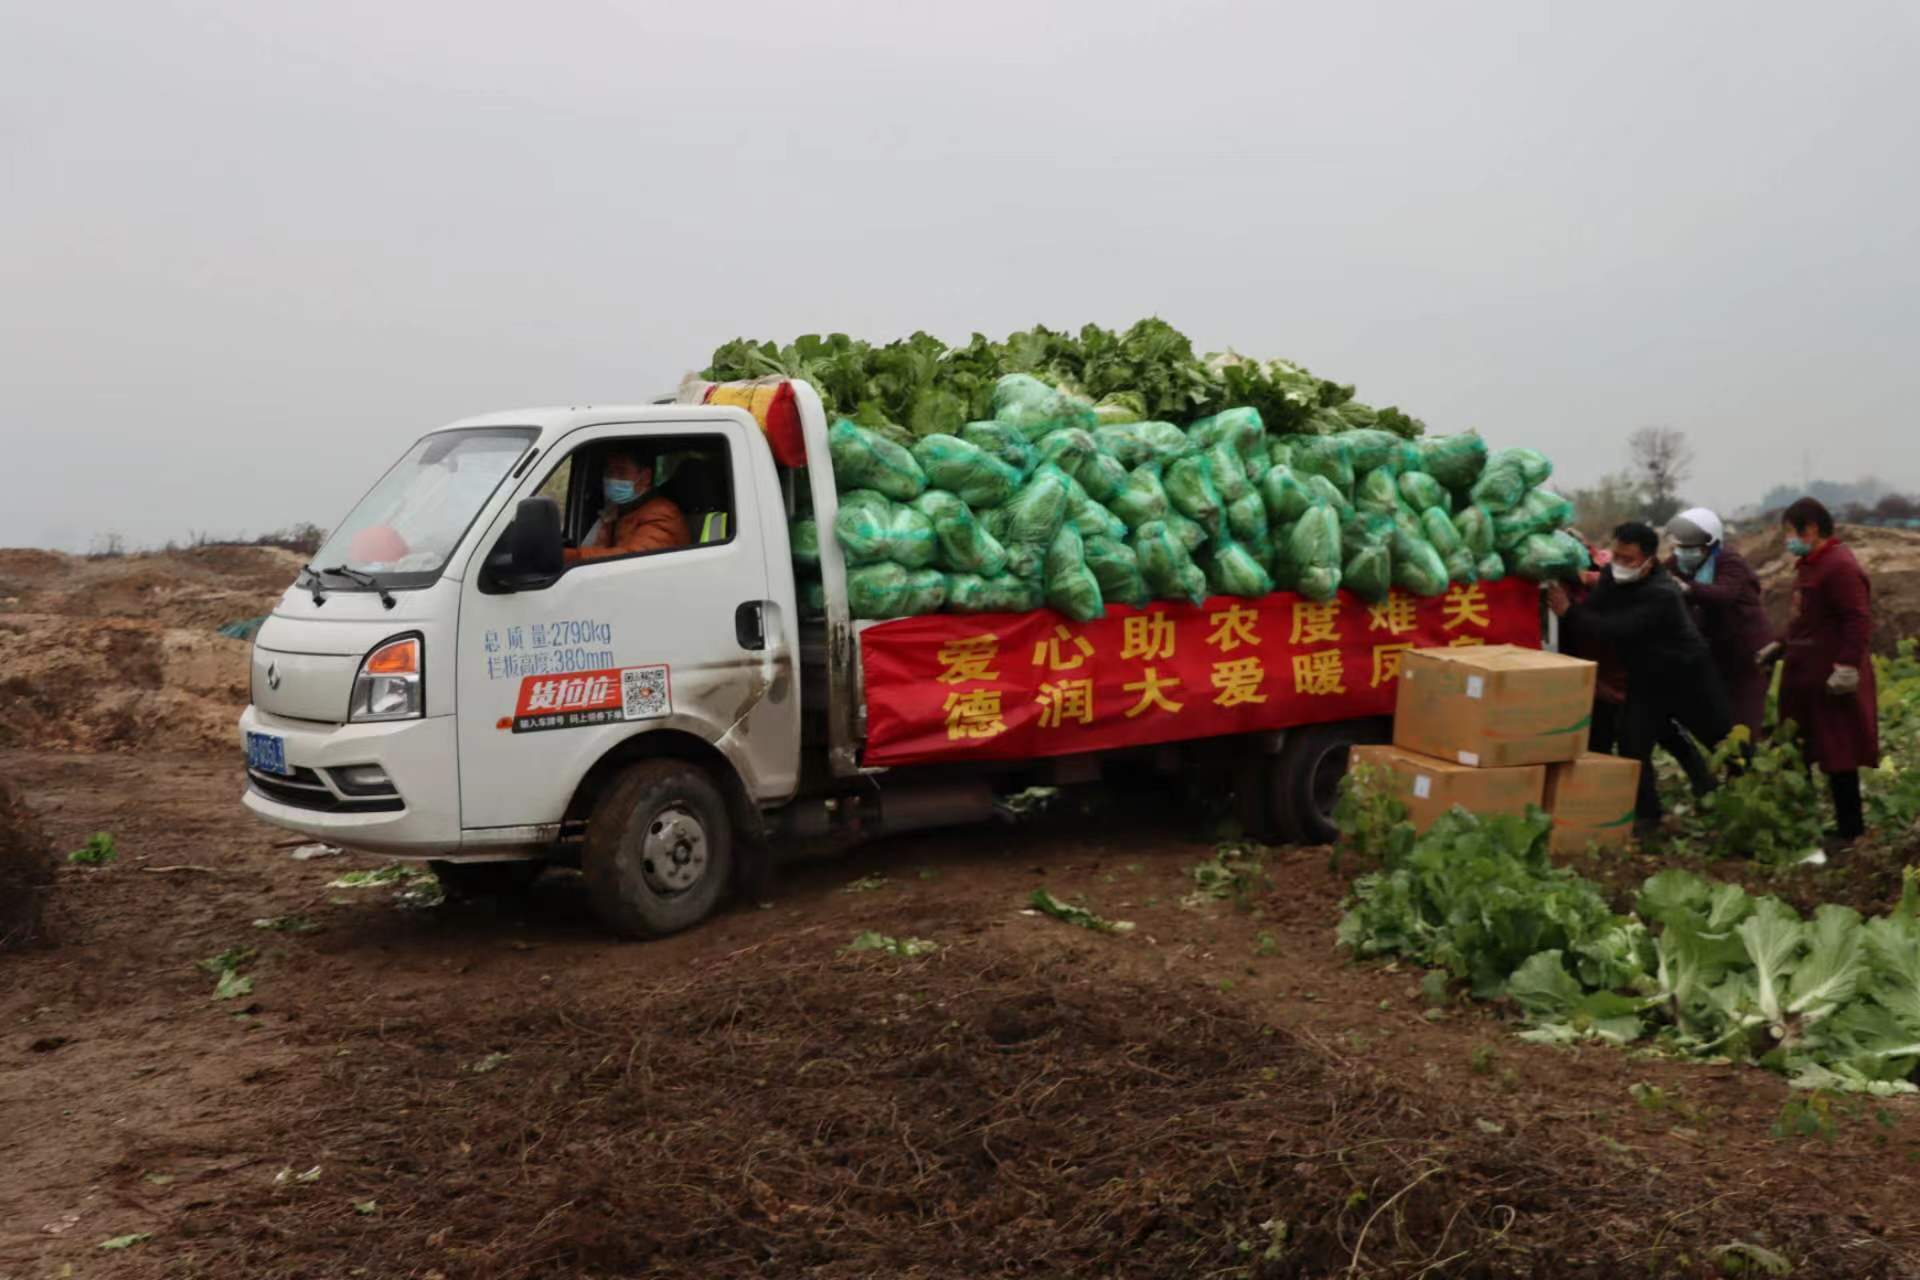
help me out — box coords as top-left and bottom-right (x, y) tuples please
(1392, 645), (1597, 769)
(1352, 745), (1547, 832)
(1543, 752), (1642, 854)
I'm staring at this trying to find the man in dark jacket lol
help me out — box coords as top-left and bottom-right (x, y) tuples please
(1665, 507), (1774, 739)
(1765, 497), (1879, 844)
(1548, 521), (1733, 836)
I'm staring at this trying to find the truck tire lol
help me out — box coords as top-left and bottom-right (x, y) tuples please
(582, 760), (733, 939)
(429, 859), (543, 901)
(1272, 718), (1392, 846)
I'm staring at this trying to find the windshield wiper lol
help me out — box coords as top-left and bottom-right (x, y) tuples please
(297, 562), (327, 606)
(321, 564), (397, 610)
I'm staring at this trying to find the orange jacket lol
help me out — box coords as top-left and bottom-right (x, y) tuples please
(564, 496), (690, 564)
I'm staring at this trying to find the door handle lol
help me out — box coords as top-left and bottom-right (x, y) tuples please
(735, 601), (766, 651)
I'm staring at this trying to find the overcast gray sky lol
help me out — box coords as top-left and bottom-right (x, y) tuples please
(6, 0), (1917, 551)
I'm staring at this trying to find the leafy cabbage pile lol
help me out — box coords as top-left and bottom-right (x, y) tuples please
(705, 321), (1578, 620)
(1337, 779), (1920, 1095)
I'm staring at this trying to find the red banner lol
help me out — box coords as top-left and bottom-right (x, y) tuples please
(859, 578), (1542, 766)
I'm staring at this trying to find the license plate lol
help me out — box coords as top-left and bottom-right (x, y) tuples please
(246, 731), (289, 776)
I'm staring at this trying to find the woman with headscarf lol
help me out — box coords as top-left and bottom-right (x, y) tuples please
(1763, 497), (1879, 845)
(1665, 507), (1773, 740)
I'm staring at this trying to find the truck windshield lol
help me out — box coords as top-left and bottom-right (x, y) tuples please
(309, 427), (537, 588)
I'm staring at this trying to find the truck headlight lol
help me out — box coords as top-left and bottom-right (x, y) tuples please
(350, 636), (423, 722)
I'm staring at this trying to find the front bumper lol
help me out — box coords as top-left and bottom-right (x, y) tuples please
(239, 706), (461, 856)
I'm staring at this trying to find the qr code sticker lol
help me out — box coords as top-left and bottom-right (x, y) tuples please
(621, 665), (671, 721)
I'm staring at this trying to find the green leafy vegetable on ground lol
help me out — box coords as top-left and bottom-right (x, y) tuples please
(1028, 889), (1134, 935)
(67, 832), (117, 865)
(846, 931), (938, 958)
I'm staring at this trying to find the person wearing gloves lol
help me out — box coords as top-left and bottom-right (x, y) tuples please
(1665, 507), (1774, 739)
(1762, 497), (1878, 844)
(1547, 521), (1732, 837)
(564, 450), (690, 565)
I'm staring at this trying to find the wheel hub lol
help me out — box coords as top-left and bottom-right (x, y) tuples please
(640, 805), (708, 895)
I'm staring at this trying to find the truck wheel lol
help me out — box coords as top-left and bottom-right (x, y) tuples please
(1272, 718), (1392, 846)
(429, 859), (543, 901)
(582, 760), (733, 939)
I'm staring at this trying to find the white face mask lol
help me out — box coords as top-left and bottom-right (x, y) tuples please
(1611, 560), (1649, 583)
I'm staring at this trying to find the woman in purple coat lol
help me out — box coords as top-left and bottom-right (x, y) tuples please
(1665, 507), (1774, 738)
(1764, 497), (1879, 843)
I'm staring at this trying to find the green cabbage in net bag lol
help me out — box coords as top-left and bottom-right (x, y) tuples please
(1418, 432), (1489, 491)
(1108, 462), (1172, 530)
(1093, 420), (1190, 468)
(976, 505), (1011, 543)
(1044, 525), (1106, 623)
(1304, 473), (1354, 518)
(1227, 490), (1269, 550)
(1390, 526), (1450, 598)
(1355, 468), (1409, 518)
(1477, 552), (1507, 582)
(1259, 465), (1312, 525)
(1339, 512), (1394, 603)
(1420, 506), (1465, 559)
(1493, 487), (1577, 550)
(903, 568), (949, 615)
(1341, 429), (1418, 475)
(791, 517), (820, 568)
(1071, 449), (1130, 503)
(1189, 407), (1268, 471)
(948, 572), (1044, 614)
(960, 420), (1038, 479)
(1062, 470), (1127, 540)
(1083, 534), (1150, 607)
(912, 433), (1020, 508)
(1165, 512), (1207, 552)
(1398, 471), (1447, 513)
(1442, 548), (1478, 585)
(1508, 530), (1587, 582)
(1165, 454), (1225, 538)
(1268, 439), (1294, 470)
(1004, 542), (1046, 583)
(1037, 427), (1096, 472)
(847, 563), (910, 618)
(1454, 502), (1495, 556)
(1206, 441), (1250, 503)
(1281, 435), (1356, 496)
(801, 579), (826, 614)
(828, 419), (926, 502)
(1132, 521), (1208, 605)
(992, 373), (1097, 441)
(1004, 463), (1073, 547)
(1203, 540), (1273, 599)
(1471, 448), (1556, 512)
(912, 490), (1008, 577)
(1290, 504), (1343, 602)
(835, 492), (936, 568)
(1093, 391), (1146, 425)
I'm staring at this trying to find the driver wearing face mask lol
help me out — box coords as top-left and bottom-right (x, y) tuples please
(1547, 521), (1733, 837)
(563, 450), (691, 565)
(1664, 507), (1773, 739)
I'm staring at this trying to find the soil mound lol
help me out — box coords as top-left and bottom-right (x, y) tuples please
(0, 773), (52, 949)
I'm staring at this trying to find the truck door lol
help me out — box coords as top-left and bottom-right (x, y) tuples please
(456, 418), (798, 833)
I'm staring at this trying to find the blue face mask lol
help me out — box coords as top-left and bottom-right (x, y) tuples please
(1786, 536), (1812, 557)
(604, 478), (638, 505)
(1674, 545), (1708, 573)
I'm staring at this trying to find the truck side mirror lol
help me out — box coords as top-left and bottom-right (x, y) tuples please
(509, 497), (564, 579)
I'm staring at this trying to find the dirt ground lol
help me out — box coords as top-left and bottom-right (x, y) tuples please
(0, 547), (295, 754)
(5, 543), (1920, 1277)
(4, 750), (1919, 1279)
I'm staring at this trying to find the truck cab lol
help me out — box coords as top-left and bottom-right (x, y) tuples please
(242, 399), (806, 934)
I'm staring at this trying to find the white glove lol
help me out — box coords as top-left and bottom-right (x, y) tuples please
(1755, 642), (1783, 667)
(1828, 665), (1861, 695)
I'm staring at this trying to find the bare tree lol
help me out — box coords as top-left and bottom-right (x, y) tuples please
(1627, 426), (1695, 526)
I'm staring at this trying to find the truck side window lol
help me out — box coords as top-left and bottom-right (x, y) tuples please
(561, 436), (735, 568)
